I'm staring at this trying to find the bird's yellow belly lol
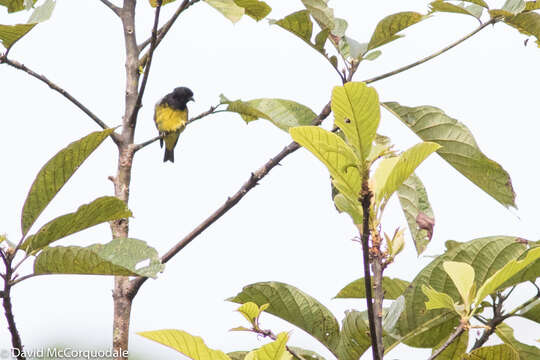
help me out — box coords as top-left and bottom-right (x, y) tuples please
(155, 105), (187, 132)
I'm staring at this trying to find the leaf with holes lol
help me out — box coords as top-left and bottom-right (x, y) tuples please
(228, 281), (340, 353)
(34, 238), (164, 278)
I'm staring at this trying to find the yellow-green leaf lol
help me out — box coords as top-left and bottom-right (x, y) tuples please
(474, 247), (540, 306)
(495, 323), (540, 359)
(335, 277), (409, 300)
(503, 0), (527, 14)
(431, 330), (468, 360)
(301, 0), (334, 30)
(205, 0), (245, 23)
(245, 333), (291, 360)
(518, 298), (540, 322)
(290, 126), (361, 202)
(22, 196), (132, 254)
(236, 302), (268, 325)
(21, 128), (115, 236)
(332, 82), (380, 162)
(149, 0), (178, 7)
(0, 23), (36, 50)
(0, 0), (36, 13)
(333, 193), (362, 225)
(429, 1), (483, 19)
(463, 344), (519, 360)
(335, 310), (371, 360)
(504, 11), (540, 46)
(138, 329), (231, 360)
(383, 102), (516, 208)
(525, 1), (540, 11)
(368, 12), (424, 50)
(443, 261), (475, 309)
(34, 238), (164, 278)
(234, 0), (271, 21)
(421, 285), (456, 311)
(373, 142), (441, 204)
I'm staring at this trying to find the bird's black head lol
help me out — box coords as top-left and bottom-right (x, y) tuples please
(164, 86), (194, 110)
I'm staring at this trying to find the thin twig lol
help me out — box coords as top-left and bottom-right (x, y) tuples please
(1, 254), (25, 360)
(138, 0), (201, 67)
(363, 18), (498, 85)
(129, 0), (163, 126)
(132, 105), (221, 152)
(128, 101), (332, 297)
(0, 56), (116, 141)
(10, 274), (40, 287)
(428, 322), (466, 360)
(100, 0), (120, 15)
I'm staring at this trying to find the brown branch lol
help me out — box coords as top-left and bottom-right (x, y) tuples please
(0, 56), (117, 142)
(428, 322), (466, 360)
(100, 0), (120, 15)
(138, 0), (201, 67)
(129, 0), (163, 126)
(362, 18), (498, 85)
(1, 253), (25, 360)
(128, 101), (332, 297)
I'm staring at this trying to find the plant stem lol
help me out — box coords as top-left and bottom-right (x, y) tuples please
(428, 322), (466, 360)
(363, 18), (497, 85)
(2, 254), (25, 360)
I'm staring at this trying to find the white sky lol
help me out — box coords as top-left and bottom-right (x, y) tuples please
(1, 0), (539, 359)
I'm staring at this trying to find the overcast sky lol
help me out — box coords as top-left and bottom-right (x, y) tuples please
(1, 0), (539, 359)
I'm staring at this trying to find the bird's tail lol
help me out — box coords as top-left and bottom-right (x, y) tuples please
(163, 148), (174, 163)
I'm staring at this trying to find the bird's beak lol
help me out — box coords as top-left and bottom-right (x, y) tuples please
(189, 97), (195, 102)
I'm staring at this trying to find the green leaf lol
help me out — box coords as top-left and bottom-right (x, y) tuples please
(34, 238), (164, 278)
(368, 12), (425, 50)
(270, 10), (313, 49)
(372, 142), (441, 204)
(383, 296), (406, 333)
(21, 196), (132, 254)
(474, 247), (540, 306)
(503, 0), (527, 14)
(27, 0), (56, 23)
(333, 193), (362, 225)
(443, 261), (475, 309)
(429, 1), (483, 19)
(431, 330), (468, 360)
(397, 173), (435, 255)
(463, 344), (519, 360)
(245, 333), (291, 360)
(518, 298), (540, 323)
(364, 50), (382, 61)
(287, 348), (325, 360)
(335, 310), (371, 360)
(504, 11), (540, 47)
(301, 0), (334, 30)
(332, 18), (347, 37)
(0, 0), (35, 13)
(335, 277), (409, 300)
(138, 329), (230, 360)
(383, 102), (516, 208)
(21, 128), (115, 236)
(0, 23), (36, 50)
(236, 302), (268, 325)
(228, 352), (248, 360)
(395, 236), (527, 348)
(332, 82), (380, 162)
(461, 0), (489, 8)
(289, 126), (361, 202)
(234, 0), (271, 21)
(495, 323), (540, 359)
(525, 1), (540, 11)
(228, 281), (340, 353)
(205, 0), (245, 23)
(422, 285), (456, 311)
(223, 97), (316, 131)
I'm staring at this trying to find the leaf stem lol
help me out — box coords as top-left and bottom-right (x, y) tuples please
(428, 322), (466, 360)
(363, 18), (498, 85)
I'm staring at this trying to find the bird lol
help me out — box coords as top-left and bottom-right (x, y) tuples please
(153, 86), (194, 162)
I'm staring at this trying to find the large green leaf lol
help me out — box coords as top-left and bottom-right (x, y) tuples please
(301, 0), (334, 31)
(245, 333), (291, 360)
(205, 0), (245, 23)
(138, 329), (230, 360)
(228, 282), (340, 353)
(0, 23), (35, 50)
(431, 330), (468, 360)
(34, 238), (164, 278)
(397, 173), (435, 255)
(28, 0), (56, 23)
(234, 0), (271, 21)
(383, 102), (516, 208)
(495, 323), (540, 359)
(503, 0), (527, 14)
(518, 298), (540, 323)
(332, 82), (380, 162)
(335, 310), (371, 360)
(367, 12), (425, 50)
(474, 247), (540, 306)
(443, 261), (475, 309)
(396, 236), (526, 348)
(0, 0), (35, 13)
(222, 96), (316, 131)
(22, 196), (132, 254)
(504, 11), (540, 46)
(290, 126), (361, 202)
(335, 277), (409, 300)
(372, 142), (440, 204)
(21, 128), (115, 236)
(463, 344), (519, 360)
(429, 1), (484, 19)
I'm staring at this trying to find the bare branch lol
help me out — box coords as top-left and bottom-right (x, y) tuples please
(129, 1), (163, 126)
(139, 0), (202, 67)
(1, 254), (25, 359)
(100, 0), (120, 15)
(363, 18), (498, 85)
(429, 322), (466, 360)
(128, 101), (332, 297)
(0, 56), (117, 143)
